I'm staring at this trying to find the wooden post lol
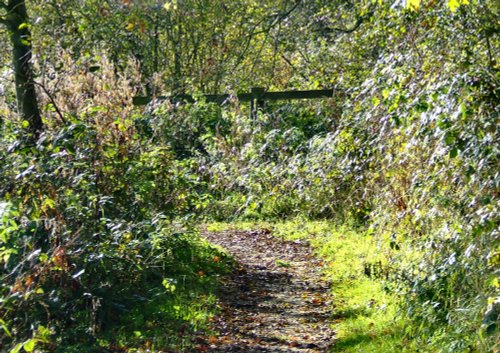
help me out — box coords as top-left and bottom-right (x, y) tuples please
(250, 87), (265, 121)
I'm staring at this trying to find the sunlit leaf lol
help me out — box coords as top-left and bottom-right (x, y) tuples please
(406, 0), (421, 10)
(9, 343), (23, 353)
(22, 339), (36, 352)
(448, 0), (469, 12)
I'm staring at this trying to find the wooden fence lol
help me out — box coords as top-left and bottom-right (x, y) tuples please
(133, 87), (335, 119)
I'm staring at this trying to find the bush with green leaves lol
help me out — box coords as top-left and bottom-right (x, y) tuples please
(0, 68), (231, 351)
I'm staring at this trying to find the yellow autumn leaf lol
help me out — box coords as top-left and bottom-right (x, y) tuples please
(492, 277), (499, 289)
(163, 0), (178, 11)
(448, 0), (469, 12)
(406, 0), (421, 10)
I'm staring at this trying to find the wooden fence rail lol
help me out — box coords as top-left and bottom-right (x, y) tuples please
(133, 87), (335, 119)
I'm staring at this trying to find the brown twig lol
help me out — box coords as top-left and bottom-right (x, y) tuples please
(34, 80), (67, 124)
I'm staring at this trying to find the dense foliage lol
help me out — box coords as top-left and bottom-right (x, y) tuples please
(0, 0), (498, 352)
(0, 59), (232, 351)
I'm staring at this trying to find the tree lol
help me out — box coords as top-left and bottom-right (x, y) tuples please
(0, 0), (42, 138)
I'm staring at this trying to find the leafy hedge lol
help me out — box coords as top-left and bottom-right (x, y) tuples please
(0, 63), (232, 352)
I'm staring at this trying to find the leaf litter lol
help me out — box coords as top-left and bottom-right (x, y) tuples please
(196, 227), (334, 352)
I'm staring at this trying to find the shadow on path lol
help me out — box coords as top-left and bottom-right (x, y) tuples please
(197, 228), (335, 352)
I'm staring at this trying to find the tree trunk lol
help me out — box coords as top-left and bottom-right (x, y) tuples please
(4, 0), (42, 138)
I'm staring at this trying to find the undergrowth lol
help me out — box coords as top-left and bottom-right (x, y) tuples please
(0, 58), (235, 352)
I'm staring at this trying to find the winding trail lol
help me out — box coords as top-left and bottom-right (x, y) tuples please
(197, 227), (335, 352)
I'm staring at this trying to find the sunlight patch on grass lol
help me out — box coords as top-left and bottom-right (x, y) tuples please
(205, 221), (271, 233)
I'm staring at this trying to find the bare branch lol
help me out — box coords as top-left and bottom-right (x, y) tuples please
(315, 10), (373, 36)
(33, 80), (67, 124)
(281, 54), (309, 81)
(231, 1), (302, 72)
(251, 0), (302, 37)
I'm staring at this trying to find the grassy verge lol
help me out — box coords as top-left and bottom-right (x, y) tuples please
(96, 234), (234, 353)
(93, 233), (235, 353)
(206, 220), (406, 352)
(4, 230), (235, 353)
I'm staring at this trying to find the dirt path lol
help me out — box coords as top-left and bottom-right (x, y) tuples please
(197, 228), (334, 352)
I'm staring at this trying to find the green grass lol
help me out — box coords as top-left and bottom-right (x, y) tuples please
(112, 235), (234, 352)
(206, 220), (408, 352)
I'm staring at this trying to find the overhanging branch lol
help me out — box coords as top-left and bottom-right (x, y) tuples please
(316, 10), (373, 35)
(251, 0), (302, 37)
(232, 0), (302, 71)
